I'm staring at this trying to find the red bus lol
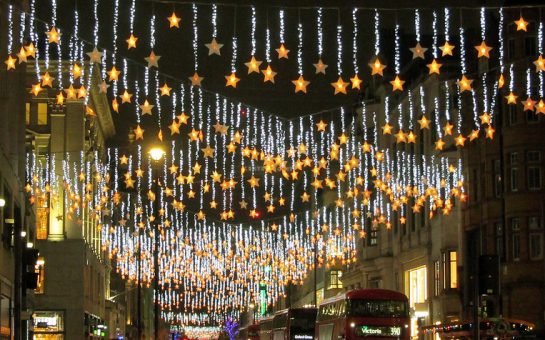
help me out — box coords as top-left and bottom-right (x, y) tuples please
(259, 316), (275, 340)
(272, 308), (318, 340)
(316, 289), (410, 340)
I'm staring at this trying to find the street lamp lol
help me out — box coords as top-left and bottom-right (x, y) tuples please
(0, 198), (5, 207)
(149, 146), (165, 340)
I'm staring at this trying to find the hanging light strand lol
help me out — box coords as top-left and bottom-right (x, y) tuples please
(7, 5), (13, 54)
(394, 23), (400, 74)
(444, 8), (450, 42)
(499, 8), (504, 72)
(279, 9), (285, 44)
(297, 14), (303, 75)
(374, 9), (380, 56)
(352, 8), (359, 75)
(251, 6), (257, 56)
(432, 11), (438, 58)
(415, 9), (421, 42)
(192, 4), (198, 71)
(317, 8), (323, 57)
(336, 18), (343, 75)
(212, 4), (218, 38)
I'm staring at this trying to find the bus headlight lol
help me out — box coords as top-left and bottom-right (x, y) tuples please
(350, 322), (355, 328)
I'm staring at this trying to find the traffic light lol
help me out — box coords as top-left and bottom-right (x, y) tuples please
(22, 248), (39, 290)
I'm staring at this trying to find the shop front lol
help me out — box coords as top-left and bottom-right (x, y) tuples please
(405, 266), (429, 339)
(31, 310), (65, 340)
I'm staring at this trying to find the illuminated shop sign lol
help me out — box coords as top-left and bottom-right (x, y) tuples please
(293, 335), (313, 339)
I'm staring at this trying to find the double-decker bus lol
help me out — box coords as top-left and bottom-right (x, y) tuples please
(272, 308), (318, 340)
(316, 289), (410, 340)
(259, 316), (275, 340)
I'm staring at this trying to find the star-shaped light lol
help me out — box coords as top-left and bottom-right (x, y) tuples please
(55, 92), (65, 105)
(201, 146), (215, 158)
(120, 90), (133, 104)
(292, 75), (310, 93)
(245, 56), (262, 74)
(390, 75), (405, 91)
(98, 81), (110, 94)
(188, 129), (202, 141)
(350, 74), (362, 90)
(64, 85), (77, 99)
(435, 138), (445, 151)
(25, 43), (36, 58)
(72, 63), (82, 79)
(111, 99), (119, 112)
(247, 176), (260, 188)
(262, 65), (277, 83)
(486, 126), (495, 139)
(536, 100), (545, 114)
(301, 192), (310, 202)
(505, 92), (518, 104)
(410, 42), (428, 59)
(126, 34), (138, 49)
(205, 38), (223, 56)
(455, 134), (467, 147)
(316, 120), (328, 132)
(17, 47), (27, 64)
(522, 97), (536, 111)
(46, 27), (61, 44)
(369, 58), (386, 76)
(314, 59), (328, 74)
(475, 41), (492, 58)
(331, 77), (349, 95)
(225, 72), (240, 88)
(382, 122), (393, 134)
(86, 47), (103, 64)
(533, 55), (545, 72)
(145, 51), (161, 68)
(159, 83), (172, 96)
(213, 122), (229, 135)
(4, 55), (16, 70)
(395, 130), (406, 143)
(457, 75), (473, 92)
(439, 41), (455, 56)
(30, 83), (42, 96)
(469, 129), (480, 141)
(189, 72), (204, 86)
(443, 122), (454, 136)
(41, 72), (54, 87)
(276, 44), (289, 59)
(134, 125), (144, 140)
(168, 12), (181, 28)
(418, 116), (431, 129)
(515, 16), (528, 31)
(498, 74), (505, 89)
(479, 112), (491, 125)
(108, 66), (121, 81)
(168, 121), (180, 135)
(427, 59), (442, 75)
(77, 86), (87, 99)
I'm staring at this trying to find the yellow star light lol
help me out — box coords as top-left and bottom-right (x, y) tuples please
(145, 51), (161, 68)
(395, 130), (406, 143)
(262, 65), (277, 83)
(505, 92), (518, 104)
(30, 83), (42, 96)
(435, 138), (445, 150)
(86, 47), (103, 64)
(134, 125), (144, 140)
(350, 74), (362, 90)
(225, 72), (240, 88)
(406, 131), (416, 143)
(479, 112), (491, 125)
(111, 99), (119, 112)
(56, 92), (65, 105)
(107, 66), (121, 82)
(160, 83), (172, 96)
(457, 75), (473, 92)
(292, 75), (310, 93)
(77, 86), (87, 99)
(498, 74), (505, 89)
(455, 134), (467, 147)
(427, 59), (442, 75)
(41, 72), (54, 87)
(276, 44), (290, 59)
(245, 56), (262, 74)
(120, 90), (133, 104)
(72, 63), (82, 79)
(443, 122), (454, 136)
(390, 75), (405, 91)
(475, 41), (492, 58)
(4, 55), (16, 70)
(369, 57), (386, 76)
(17, 47), (27, 64)
(331, 77), (349, 95)
(439, 41), (455, 56)
(418, 116), (430, 129)
(316, 120), (328, 132)
(534, 55), (545, 72)
(189, 72), (204, 86)
(536, 100), (545, 114)
(168, 12), (181, 28)
(205, 38), (224, 56)
(382, 122), (393, 134)
(301, 192), (310, 202)
(523, 97), (536, 111)
(25, 43), (36, 58)
(140, 100), (154, 115)
(201, 146), (215, 158)
(177, 112), (190, 124)
(64, 85), (77, 99)
(168, 121), (180, 135)
(486, 126), (495, 139)
(515, 16), (528, 31)
(313, 59), (328, 74)
(126, 34), (138, 49)
(46, 27), (61, 44)
(247, 176), (260, 188)
(409, 42), (428, 59)
(469, 129), (480, 141)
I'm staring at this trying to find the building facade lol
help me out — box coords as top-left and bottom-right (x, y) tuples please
(25, 62), (127, 339)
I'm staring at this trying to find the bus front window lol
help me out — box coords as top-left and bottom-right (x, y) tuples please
(347, 300), (408, 318)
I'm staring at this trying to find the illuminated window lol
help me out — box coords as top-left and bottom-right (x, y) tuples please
(406, 266), (427, 308)
(328, 270), (342, 289)
(37, 103), (48, 125)
(35, 257), (45, 294)
(0, 296), (10, 338)
(442, 251), (457, 289)
(529, 234), (543, 260)
(36, 195), (49, 240)
(434, 261), (440, 296)
(25, 103), (30, 125)
(32, 310), (64, 335)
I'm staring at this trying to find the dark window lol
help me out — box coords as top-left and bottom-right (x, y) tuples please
(493, 159), (503, 197)
(510, 152), (519, 165)
(507, 38), (516, 60)
(496, 223), (505, 259)
(527, 110), (539, 122)
(511, 168), (519, 192)
(513, 233), (521, 261)
(527, 151), (541, 163)
(528, 167), (542, 190)
(529, 233), (543, 260)
(511, 217), (520, 231)
(525, 36), (537, 56)
(509, 105), (518, 125)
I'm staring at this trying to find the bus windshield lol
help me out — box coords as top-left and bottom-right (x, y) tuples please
(290, 309), (317, 334)
(347, 299), (408, 318)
